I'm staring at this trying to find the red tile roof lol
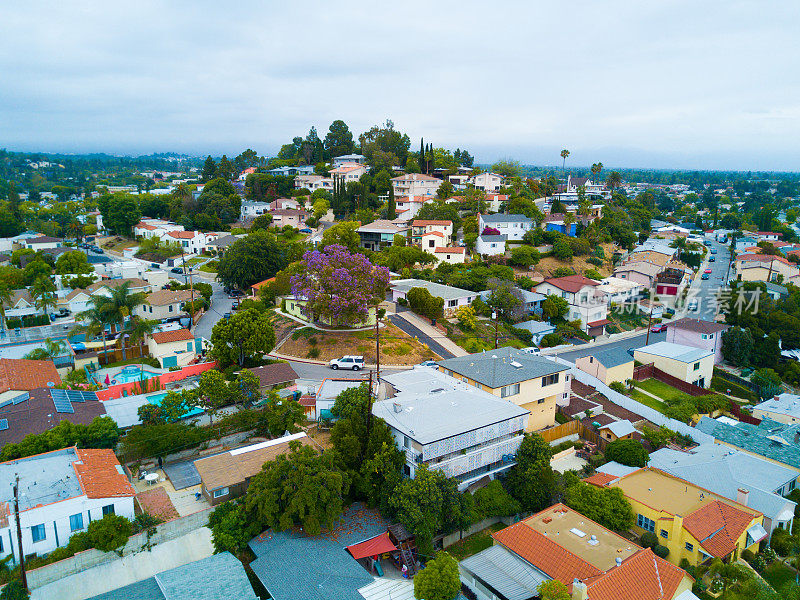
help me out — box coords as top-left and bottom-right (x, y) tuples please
(151, 329), (194, 344)
(540, 275), (600, 293)
(74, 448), (135, 498)
(683, 500), (756, 558)
(737, 253), (793, 266)
(0, 359), (62, 393)
(582, 547), (688, 600)
(434, 247), (466, 254)
(412, 220), (453, 226)
(167, 230), (199, 239)
(584, 472), (619, 487)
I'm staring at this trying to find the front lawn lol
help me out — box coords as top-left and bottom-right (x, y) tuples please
(199, 260), (219, 273)
(762, 560), (796, 592)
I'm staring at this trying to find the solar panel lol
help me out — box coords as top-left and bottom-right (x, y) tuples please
(0, 399), (13, 409)
(51, 389), (66, 400)
(82, 391), (97, 402)
(12, 392), (29, 405)
(0, 420), (8, 431)
(52, 396), (74, 414)
(67, 391), (85, 403)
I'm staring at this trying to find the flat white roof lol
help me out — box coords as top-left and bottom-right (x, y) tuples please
(634, 341), (713, 363)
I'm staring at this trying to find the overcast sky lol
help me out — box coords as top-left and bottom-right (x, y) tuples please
(2, 1), (799, 170)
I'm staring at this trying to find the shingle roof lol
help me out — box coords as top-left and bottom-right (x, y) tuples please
(249, 363), (298, 387)
(480, 213), (531, 224)
(412, 220), (452, 226)
(694, 416), (800, 469)
(390, 278), (476, 301)
(539, 275), (600, 293)
(567, 345), (634, 369)
(74, 448), (136, 499)
(437, 346), (567, 388)
(668, 317), (729, 335)
(0, 358), (62, 393)
(151, 329), (194, 344)
(145, 289), (194, 306)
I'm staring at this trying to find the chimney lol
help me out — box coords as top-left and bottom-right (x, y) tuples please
(572, 579), (588, 600)
(393, 402), (402, 414)
(736, 488), (750, 506)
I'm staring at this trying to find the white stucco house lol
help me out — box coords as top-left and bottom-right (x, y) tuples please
(478, 213), (533, 241)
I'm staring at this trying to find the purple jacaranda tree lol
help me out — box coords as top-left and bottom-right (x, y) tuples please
(290, 245), (391, 326)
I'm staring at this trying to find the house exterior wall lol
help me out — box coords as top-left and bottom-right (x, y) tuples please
(0, 495), (134, 563)
(284, 297), (377, 327)
(147, 338), (197, 368)
(751, 409), (800, 425)
(478, 215), (532, 241)
(138, 301), (187, 321)
(435, 251), (466, 264)
(633, 351), (714, 388)
(475, 236), (505, 256)
(391, 176), (442, 197)
(667, 327), (726, 364)
(613, 269), (656, 287)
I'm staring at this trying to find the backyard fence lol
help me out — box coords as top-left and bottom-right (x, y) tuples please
(713, 368), (761, 396)
(633, 363), (708, 397)
(728, 401), (761, 425)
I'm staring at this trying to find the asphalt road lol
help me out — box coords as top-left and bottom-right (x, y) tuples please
(387, 314), (456, 359)
(555, 330), (667, 361)
(685, 237), (732, 320)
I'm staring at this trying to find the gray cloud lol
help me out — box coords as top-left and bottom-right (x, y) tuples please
(1, 0), (799, 170)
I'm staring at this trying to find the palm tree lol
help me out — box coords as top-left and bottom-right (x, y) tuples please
(23, 338), (65, 360)
(0, 283), (12, 339)
(563, 212), (577, 235)
(591, 162), (603, 182)
(73, 300), (111, 363)
(128, 317), (158, 378)
(96, 283), (147, 360)
(31, 275), (57, 315)
(606, 171), (622, 199)
(560, 149), (570, 180)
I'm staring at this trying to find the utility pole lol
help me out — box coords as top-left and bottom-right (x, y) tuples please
(492, 311), (499, 349)
(645, 298), (654, 345)
(13, 474), (27, 592)
(180, 249), (196, 332)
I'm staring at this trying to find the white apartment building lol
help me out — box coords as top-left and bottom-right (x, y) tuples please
(0, 447), (135, 564)
(535, 275), (609, 336)
(294, 175), (334, 192)
(478, 214), (533, 241)
(469, 172), (504, 192)
(394, 196), (432, 221)
(240, 201), (271, 219)
(329, 162), (368, 183)
(391, 173), (442, 197)
(133, 219), (184, 240)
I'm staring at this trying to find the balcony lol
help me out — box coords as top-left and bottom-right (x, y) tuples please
(426, 435), (524, 479)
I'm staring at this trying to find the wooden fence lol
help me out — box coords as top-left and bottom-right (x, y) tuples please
(634, 363), (708, 397)
(729, 402), (762, 425)
(539, 420), (581, 443)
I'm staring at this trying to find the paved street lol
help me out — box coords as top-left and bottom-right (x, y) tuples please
(684, 237), (732, 320)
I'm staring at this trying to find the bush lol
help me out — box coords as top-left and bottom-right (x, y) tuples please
(584, 269), (603, 280)
(609, 381), (626, 393)
(472, 480), (521, 519)
(539, 333), (564, 348)
(604, 439), (649, 468)
(307, 347), (320, 359)
(87, 514), (133, 552)
(587, 256), (603, 266)
(396, 297), (407, 306)
(131, 513), (163, 534)
(640, 531), (658, 549)
(509, 327), (533, 345)
(653, 544), (669, 559)
(769, 526), (793, 556)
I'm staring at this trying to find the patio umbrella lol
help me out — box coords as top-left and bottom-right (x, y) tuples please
(104, 374), (110, 386)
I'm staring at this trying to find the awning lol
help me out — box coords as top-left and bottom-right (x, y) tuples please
(587, 319), (610, 328)
(747, 523), (768, 544)
(346, 532), (397, 560)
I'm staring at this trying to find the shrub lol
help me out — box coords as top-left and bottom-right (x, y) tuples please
(584, 269), (603, 280)
(653, 544), (669, 559)
(552, 266), (575, 278)
(609, 381), (626, 394)
(509, 327), (533, 345)
(539, 333), (564, 348)
(769, 526), (793, 556)
(87, 514), (133, 552)
(307, 347), (320, 359)
(587, 256), (603, 266)
(397, 297), (407, 306)
(640, 531), (658, 549)
(308, 336), (318, 346)
(604, 439), (649, 468)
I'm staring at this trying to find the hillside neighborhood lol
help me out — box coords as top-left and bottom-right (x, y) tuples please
(2, 131), (800, 600)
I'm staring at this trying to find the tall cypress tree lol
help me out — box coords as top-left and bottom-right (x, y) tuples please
(419, 138), (425, 172)
(387, 186), (396, 220)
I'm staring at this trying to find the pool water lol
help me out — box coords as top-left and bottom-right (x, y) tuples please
(145, 392), (203, 418)
(113, 369), (162, 384)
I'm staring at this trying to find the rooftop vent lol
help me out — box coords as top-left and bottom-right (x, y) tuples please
(588, 535), (599, 546)
(393, 402), (402, 413)
(615, 557), (622, 566)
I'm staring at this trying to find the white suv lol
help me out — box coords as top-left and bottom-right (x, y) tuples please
(520, 347), (541, 356)
(329, 355), (365, 371)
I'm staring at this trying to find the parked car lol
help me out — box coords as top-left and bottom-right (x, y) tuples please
(710, 248), (717, 254)
(418, 360), (438, 369)
(171, 267), (184, 274)
(223, 312), (232, 319)
(704, 268), (713, 274)
(228, 289), (244, 298)
(329, 355), (364, 371)
(701, 273), (710, 280)
(688, 299), (699, 311)
(520, 347), (541, 356)
(708, 256), (715, 262)
(650, 324), (667, 333)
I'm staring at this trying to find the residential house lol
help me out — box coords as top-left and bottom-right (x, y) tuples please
(756, 231), (782, 242)
(138, 289), (194, 321)
(484, 193), (508, 212)
(239, 200), (271, 219)
(23, 235), (63, 250)
(205, 234), (238, 255)
(269, 198), (302, 211)
(543, 213), (577, 237)
(478, 214), (533, 241)
(569, 346), (635, 386)
(237, 166), (257, 181)
(765, 282), (789, 300)
(752, 393), (800, 425)
(329, 162), (368, 183)
(475, 234), (506, 257)
(356, 220), (409, 251)
(411, 220), (453, 247)
(666, 318), (729, 364)
(2, 290), (37, 320)
(596, 277), (644, 305)
(283, 295), (377, 328)
(434, 247), (466, 264)
(133, 219), (184, 240)
(461, 503), (695, 600)
(393, 195), (431, 221)
(249, 362), (299, 392)
(56, 288), (92, 315)
(195, 433), (313, 505)
(86, 552), (259, 600)
(0, 358), (62, 404)
(514, 320), (556, 345)
(267, 165), (315, 176)
(270, 209), (309, 229)
(389, 279), (479, 316)
(613, 261), (662, 287)
(0, 447), (135, 563)
(87, 278), (151, 298)
(332, 154), (366, 167)
(147, 329), (197, 368)
(734, 253), (799, 283)
(468, 172), (504, 192)
(437, 346), (570, 431)
(314, 378), (364, 421)
(634, 342), (713, 388)
(374, 368), (528, 489)
(535, 275), (609, 336)
(596, 467), (767, 567)
(167, 230), (213, 256)
(294, 174), (333, 192)
(0, 387), (106, 445)
(390, 173), (442, 197)
(695, 417), (800, 472)
(478, 288), (545, 315)
(646, 444), (798, 539)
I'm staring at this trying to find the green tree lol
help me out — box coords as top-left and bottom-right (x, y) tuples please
(216, 155), (234, 180)
(563, 481), (634, 531)
(30, 274), (57, 314)
(87, 514), (132, 552)
(604, 439), (649, 467)
(751, 368), (783, 399)
(209, 501), (258, 554)
(260, 390), (305, 438)
(201, 156), (217, 182)
(231, 369), (262, 408)
(606, 171), (622, 196)
(721, 327), (754, 367)
(406, 287), (444, 320)
(541, 295), (569, 319)
(387, 187), (396, 220)
(217, 230), (288, 290)
(706, 558), (754, 598)
(560, 149), (570, 173)
(456, 305), (477, 330)
(487, 281), (523, 322)
(210, 308), (276, 367)
(72, 298), (111, 362)
(490, 159), (522, 178)
(245, 442), (347, 536)
(55, 250), (93, 275)
(413, 552), (460, 600)
(23, 338), (65, 360)
(472, 480), (521, 519)
(0, 581), (29, 600)
(95, 282), (147, 359)
(538, 580), (571, 600)
(320, 221), (361, 251)
(195, 369), (231, 425)
(506, 433), (556, 512)
(510, 246), (541, 268)
(102, 193), (141, 236)
(323, 119), (356, 158)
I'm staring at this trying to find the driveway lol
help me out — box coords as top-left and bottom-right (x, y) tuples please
(388, 313), (457, 359)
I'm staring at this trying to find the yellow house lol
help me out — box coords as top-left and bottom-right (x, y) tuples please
(634, 342), (714, 388)
(147, 329), (197, 369)
(594, 467), (767, 567)
(572, 346), (634, 385)
(437, 346), (570, 431)
(282, 296), (377, 328)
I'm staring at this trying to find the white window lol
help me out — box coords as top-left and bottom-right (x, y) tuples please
(501, 383), (520, 398)
(212, 487), (229, 498)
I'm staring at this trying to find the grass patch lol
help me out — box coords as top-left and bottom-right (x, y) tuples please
(710, 376), (758, 403)
(762, 561), (795, 592)
(636, 378), (690, 403)
(290, 327), (316, 341)
(446, 523), (507, 561)
(628, 388), (668, 413)
(199, 260), (218, 273)
(185, 257), (204, 266)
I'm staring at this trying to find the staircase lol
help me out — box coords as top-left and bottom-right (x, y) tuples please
(399, 541), (417, 576)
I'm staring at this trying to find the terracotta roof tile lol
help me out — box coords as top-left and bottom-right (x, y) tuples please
(540, 275), (600, 293)
(250, 363), (298, 387)
(151, 329), (194, 344)
(584, 472), (619, 487)
(434, 247), (466, 254)
(74, 449), (135, 498)
(0, 359), (61, 393)
(583, 547), (689, 600)
(683, 500), (755, 558)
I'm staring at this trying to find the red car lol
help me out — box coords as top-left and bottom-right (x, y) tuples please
(650, 324), (667, 333)
(704, 268), (713, 274)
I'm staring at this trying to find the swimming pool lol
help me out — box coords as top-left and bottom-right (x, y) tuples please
(115, 369), (162, 384)
(145, 392), (203, 418)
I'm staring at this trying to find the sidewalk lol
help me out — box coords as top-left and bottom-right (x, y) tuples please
(393, 312), (467, 357)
